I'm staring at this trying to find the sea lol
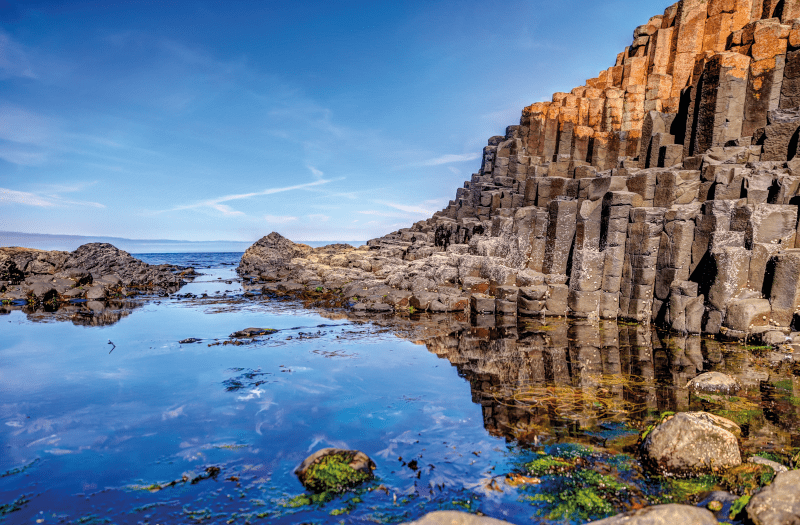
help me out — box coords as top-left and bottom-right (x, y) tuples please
(0, 252), (797, 524)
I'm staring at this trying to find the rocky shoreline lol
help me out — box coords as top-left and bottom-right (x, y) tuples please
(0, 243), (194, 306)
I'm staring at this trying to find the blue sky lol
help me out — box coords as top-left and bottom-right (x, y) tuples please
(1, 0), (668, 242)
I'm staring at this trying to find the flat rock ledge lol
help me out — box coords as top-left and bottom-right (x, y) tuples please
(0, 243), (193, 305)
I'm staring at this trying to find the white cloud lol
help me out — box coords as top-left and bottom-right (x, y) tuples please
(307, 214), (329, 222)
(0, 188), (53, 207)
(0, 187), (105, 208)
(211, 204), (245, 216)
(307, 166), (324, 179)
(264, 215), (298, 224)
(375, 200), (437, 216)
(169, 179), (336, 213)
(448, 166), (461, 175)
(417, 153), (479, 166)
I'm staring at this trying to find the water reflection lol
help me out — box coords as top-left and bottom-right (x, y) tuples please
(1, 255), (798, 524)
(0, 299), (141, 326)
(415, 318), (799, 455)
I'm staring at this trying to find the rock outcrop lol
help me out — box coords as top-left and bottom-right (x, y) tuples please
(0, 243), (193, 304)
(241, 0), (800, 343)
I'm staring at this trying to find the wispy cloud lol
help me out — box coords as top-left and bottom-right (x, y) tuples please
(168, 179), (336, 214)
(307, 166), (324, 179)
(211, 204), (245, 216)
(0, 32), (36, 80)
(417, 153), (479, 166)
(307, 214), (329, 222)
(375, 200), (438, 216)
(265, 215), (298, 224)
(0, 187), (105, 208)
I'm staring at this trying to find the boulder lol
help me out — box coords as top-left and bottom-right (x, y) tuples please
(295, 448), (375, 493)
(686, 371), (741, 395)
(640, 412), (741, 475)
(586, 504), (718, 524)
(238, 232), (313, 277)
(746, 470), (800, 525)
(403, 511), (514, 525)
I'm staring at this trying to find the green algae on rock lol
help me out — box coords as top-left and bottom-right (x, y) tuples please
(295, 448), (376, 494)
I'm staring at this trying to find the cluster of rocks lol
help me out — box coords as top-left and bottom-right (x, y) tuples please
(0, 243), (193, 305)
(239, 0), (800, 346)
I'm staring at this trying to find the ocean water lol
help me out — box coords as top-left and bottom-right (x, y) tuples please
(1, 253), (798, 524)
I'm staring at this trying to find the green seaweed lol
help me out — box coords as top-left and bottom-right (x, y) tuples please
(655, 475), (719, 503)
(721, 464), (775, 496)
(525, 455), (573, 476)
(302, 454), (372, 494)
(729, 494), (751, 520)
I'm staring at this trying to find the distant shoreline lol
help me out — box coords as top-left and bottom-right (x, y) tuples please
(0, 231), (364, 253)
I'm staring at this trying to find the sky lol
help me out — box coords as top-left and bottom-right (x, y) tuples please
(1, 0), (670, 243)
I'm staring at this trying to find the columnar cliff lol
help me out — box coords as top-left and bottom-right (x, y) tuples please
(240, 0), (800, 343)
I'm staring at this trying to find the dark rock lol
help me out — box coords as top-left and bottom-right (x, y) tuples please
(229, 327), (278, 338)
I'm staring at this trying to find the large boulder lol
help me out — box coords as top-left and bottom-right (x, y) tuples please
(640, 412), (741, 475)
(295, 448), (375, 493)
(403, 511), (514, 525)
(238, 232), (313, 278)
(746, 470), (800, 525)
(586, 504), (718, 524)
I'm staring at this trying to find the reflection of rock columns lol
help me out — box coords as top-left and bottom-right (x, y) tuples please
(630, 326), (657, 413)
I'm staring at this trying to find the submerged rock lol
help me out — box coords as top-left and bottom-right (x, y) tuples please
(403, 511), (514, 525)
(686, 371), (741, 395)
(229, 327), (277, 338)
(746, 470), (800, 525)
(640, 412), (741, 476)
(586, 504), (718, 524)
(295, 448), (375, 493)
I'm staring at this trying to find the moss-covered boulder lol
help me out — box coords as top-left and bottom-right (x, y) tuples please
(640, 412), (741, 476)
(295, 448), (375, 493)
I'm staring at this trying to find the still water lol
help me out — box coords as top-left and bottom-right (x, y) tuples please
(1, 253), (798, 524)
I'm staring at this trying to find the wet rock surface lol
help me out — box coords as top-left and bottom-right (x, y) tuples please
(687, 371), (742, 394)
(586, 503), (718, 524)
(746, 470), (800, 525)
(403, 511), (514, 525)
(640, 412), (742, 475)
(0, 243), (193, 305)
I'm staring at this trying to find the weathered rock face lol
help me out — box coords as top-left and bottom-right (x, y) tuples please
(239, 232), (313, 279)
(640, 411), (742, 475)
(746, 470), (800, 525)
(239, 0), (800, 345)
(0, 243), (191, 304)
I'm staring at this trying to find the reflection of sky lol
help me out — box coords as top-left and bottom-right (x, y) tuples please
(0, 264), (515, 523)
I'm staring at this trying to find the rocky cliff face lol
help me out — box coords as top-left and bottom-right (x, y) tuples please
(241, 0), (800, 342)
